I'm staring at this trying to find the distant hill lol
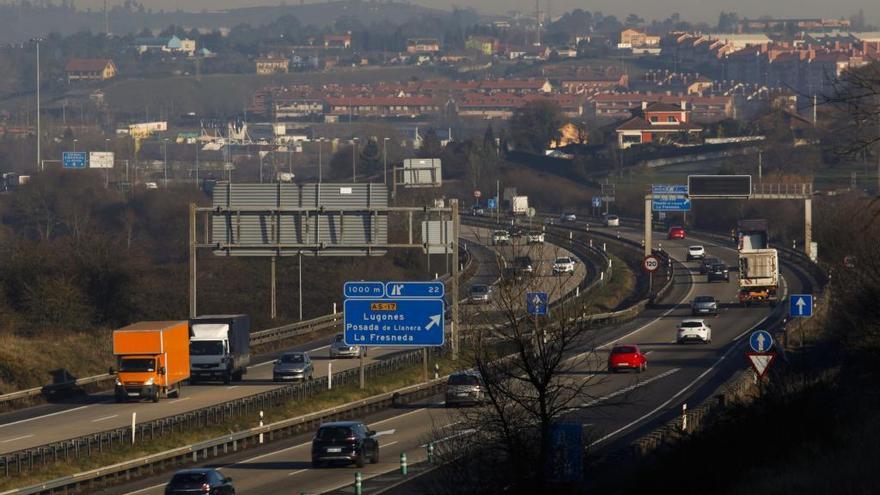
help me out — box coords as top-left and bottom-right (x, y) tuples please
(0, 1), (456, 43)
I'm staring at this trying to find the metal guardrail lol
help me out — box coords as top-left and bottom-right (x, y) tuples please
(0, 348), (428, 482)
(0, 376), (447, 495)
(0, 218), (649, 493)
(0, 247), (474, 409)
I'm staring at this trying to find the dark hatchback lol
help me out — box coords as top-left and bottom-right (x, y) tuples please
(165, 469), (234, 495)
(707, 262), (730, 282)
(312, 421), (379, 468)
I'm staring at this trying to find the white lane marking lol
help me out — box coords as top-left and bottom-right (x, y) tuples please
(229, 440), (312, 466)
(374, 429), (396, 437)
(226, 386), (239, 390)
(590, 313), (774, 447)
(287, 469), (308, 476)
(121, 482), (166, 495)
(381, 440), (399, 449)
(0, 405), (91, 430)
(91, 414), (118, 423)
(1, 434), (34, 444)
(421, 428), (477, 447)
(168, 398), (190, 404)
(582, 368), (681, 408)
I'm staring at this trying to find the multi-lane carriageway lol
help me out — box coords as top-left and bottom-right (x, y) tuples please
(0, 226), (586, 457)
(74, 219), (813, 495)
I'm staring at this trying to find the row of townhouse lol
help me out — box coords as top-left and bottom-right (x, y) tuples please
(591, 93), (734, 123)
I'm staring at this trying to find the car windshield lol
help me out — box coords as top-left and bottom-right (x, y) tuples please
(681, 321), (704, 328)
(170, 473), (208, 485)
(448, 374), (481, 386)
(711, 264), (726, 270)
(612, 346), (637, 354)
(607, 215), (618, 220)
(119, 358), (156, 372)
(190, 341), (223, 356)
(689, 246), (702, 251)
(281, 354), (305, 364)
(694, 296), (715, 303)
(529, 232), (541, 236)
(472, 285), (489, 294)
(704, 258), (719, 265)
(334, 334), (344, 342)
(317, 426), (355, 440)
(555, 258), (571, 264)
(494, 231), (507, 236)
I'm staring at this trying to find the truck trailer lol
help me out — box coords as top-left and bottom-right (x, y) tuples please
(511, 195), (529, 215)
(189, 314), (251, 384)
(113, 321), (190, 402)
(738, 249), (779, 306)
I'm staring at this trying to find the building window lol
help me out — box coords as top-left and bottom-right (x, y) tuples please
(650, 116), (658, 122)
(667, 116), (677, 123)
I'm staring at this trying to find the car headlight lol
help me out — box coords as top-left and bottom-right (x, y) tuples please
(115, 378), (122, 386)
(144, 377), (154, 386)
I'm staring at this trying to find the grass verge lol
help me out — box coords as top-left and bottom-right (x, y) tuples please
(582, 254), (636, 313)
(0, 353), (458, 491)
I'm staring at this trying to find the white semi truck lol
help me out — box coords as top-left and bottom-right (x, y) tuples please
(511, 195), (529, 215)
(736, 219), (779, 306)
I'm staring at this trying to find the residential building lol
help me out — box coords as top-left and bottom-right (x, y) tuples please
(256, 58), (290, 75)
(406, 38), (441, 54)
(592, 93), (733, 122)
(65, 59), (117, 82)
(738, 18), (850, 33)
(619, 29), (661, 48)
(325, 96), (441, 118)
(559, 73), (629, 94)
(615, 101), (703, 148)
(133, 35), (196, 56)
(466, 36), (500, 55)
(275, 97), (326, 120)
(324, 32), (352, 49)
(477, 79), (552, 94)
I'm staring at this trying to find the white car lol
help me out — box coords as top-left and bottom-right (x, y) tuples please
(552, 256), (576, 275)
(469, 284), (492, 304)
(687, 245), (705, 261)
(676, 319), (712, 344)
(491, 230), (511, 246)
(526, 232), (545, 244)
(604, 215), (620, 227)
(559, 212), (577, 223)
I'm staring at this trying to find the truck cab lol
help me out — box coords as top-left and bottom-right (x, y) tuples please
(189, 315), (251, 384)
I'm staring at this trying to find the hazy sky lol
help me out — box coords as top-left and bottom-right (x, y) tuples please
(77, 0), (880, 25)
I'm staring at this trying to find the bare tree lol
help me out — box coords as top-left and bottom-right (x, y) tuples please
(825, 62), (880, 156)
(426, 228), (613, 494)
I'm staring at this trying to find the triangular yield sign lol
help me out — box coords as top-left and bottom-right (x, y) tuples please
(746, 352), (776, 378)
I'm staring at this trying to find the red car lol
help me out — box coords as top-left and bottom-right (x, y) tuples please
(667, 226), (687, 240)
(608, 344), (648, 373)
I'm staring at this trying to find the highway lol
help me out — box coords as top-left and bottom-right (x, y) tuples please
(0, 225), (586, 456)
(85, 219), (811, 495)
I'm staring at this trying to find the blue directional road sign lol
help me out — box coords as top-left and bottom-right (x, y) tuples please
(749, 330), (774, 352)
(344, 299), (444, 347)
(652, 184), (688, 195)
(547, 423), (583, 482)
(487, 198), (497, 210)
(527, 292), (548, 316)
(790, 294), (813, 318)
(385, 281), (444, 299)
(591, 196), (602, 208)
(344, 281), (385, 299)
(652, 197), (691, 211)
(62, 152), (87, 169)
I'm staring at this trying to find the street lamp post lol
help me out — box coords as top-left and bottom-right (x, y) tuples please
(33, 38), (42, 173)
(318, 138), (323, 183)
(163, 138), (169, 187)
(195, 139), (200, 184)
(73, 138), (78, 153)
(383, 137), (389, 185)
(351, 137), (358, 183)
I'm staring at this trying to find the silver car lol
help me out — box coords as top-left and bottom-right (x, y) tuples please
(469, 284), (492, 304)
(273, 352), (314, 381)
(691, 295), (718, 316)
(330, 333), (362, 358)
(445, 371), (486, 407)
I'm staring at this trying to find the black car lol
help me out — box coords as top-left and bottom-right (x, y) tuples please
(165, 469), (234, 495)
(312, 421), (379, 468)
(699, 257), (720, 275)
(707, 262), (730, 282)
(508, 225), (524, 237)
(514, 255), (534, 275)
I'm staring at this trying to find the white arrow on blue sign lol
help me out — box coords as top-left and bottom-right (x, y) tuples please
(749, 330), (774, 353)
(789, 294), (813, 318)
(527, 291), (548, 316)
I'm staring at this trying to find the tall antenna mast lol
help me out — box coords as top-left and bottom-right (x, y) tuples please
(534, 0), (542, 46)
(104, 0), (110, 35)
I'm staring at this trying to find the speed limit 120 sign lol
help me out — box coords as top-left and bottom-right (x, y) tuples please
(643, 255), (660, 272)
(474, 190), (481, 198)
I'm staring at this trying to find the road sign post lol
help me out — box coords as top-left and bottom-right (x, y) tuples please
(789, 294), (813, 318)
(643, 255), (660, 294)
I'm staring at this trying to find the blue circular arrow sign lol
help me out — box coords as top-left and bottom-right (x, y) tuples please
(749, 330), (774, 353)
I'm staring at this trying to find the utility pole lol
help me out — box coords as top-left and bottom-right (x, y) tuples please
(351, 137), (358, 183)
(34, 39), (41, 173)
(163, 139), (169, 187)
(318, 139), (323, 183)
(451, 199), (460, 361)
(195, 139), (200, 184)
(383, 137), (389, 185)
(189, 203), (197, 318)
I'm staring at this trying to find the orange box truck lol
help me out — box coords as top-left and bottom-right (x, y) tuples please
(113, 321), (190, 403)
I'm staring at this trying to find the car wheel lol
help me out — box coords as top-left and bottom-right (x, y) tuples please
(371, 448), (379, 464)
(356, 454), (365, 468)
(312, 460), (322, 469)
(152, 393), (159, 403)
(637, 364), (643, 374)
(642, 363), (648, 372)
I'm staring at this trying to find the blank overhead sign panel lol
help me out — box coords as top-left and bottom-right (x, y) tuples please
(211, 182), (388, 257)
(687, 175), (752, 198)
(401, 158), (442, 188)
